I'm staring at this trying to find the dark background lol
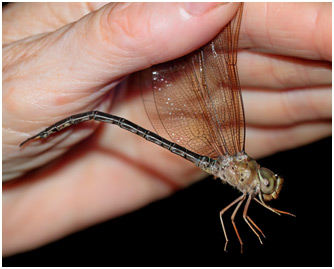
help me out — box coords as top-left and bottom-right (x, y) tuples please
(3, 137), (332, 266)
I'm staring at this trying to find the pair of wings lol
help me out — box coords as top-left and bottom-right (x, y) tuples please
(141, 4), (245, 159)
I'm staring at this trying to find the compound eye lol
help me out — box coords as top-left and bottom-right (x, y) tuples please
(259, 168), (276, 195)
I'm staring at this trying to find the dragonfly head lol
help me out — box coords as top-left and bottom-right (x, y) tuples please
(257, 168), (283, 201)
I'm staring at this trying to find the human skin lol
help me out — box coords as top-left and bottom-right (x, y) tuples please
(2, 2), (331, 256)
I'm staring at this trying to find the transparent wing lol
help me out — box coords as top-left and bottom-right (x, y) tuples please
(141, 3), (244, 158)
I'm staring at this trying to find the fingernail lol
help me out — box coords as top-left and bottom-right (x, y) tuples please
(183, 2), (228, 16)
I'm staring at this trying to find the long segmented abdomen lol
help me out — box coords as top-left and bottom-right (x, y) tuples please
(20, 111), (213, 168)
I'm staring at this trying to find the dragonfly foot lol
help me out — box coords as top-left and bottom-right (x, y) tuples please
(224, 241), (229, 252)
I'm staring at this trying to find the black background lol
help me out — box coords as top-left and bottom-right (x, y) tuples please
(3, 137), (332, 266)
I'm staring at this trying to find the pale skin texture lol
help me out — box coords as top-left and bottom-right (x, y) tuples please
(2, 2), (331, 256)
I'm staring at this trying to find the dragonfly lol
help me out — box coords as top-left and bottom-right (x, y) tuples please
(20, 3), (294, 253)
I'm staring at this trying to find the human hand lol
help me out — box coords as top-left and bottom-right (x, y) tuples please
(3, 2), (331, 256)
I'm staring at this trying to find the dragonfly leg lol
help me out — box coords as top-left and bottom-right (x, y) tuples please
(246, 216), (266, 239)
(219, 193), (246, 252)
(243, 195), (265, 246)
(230, 194), (246, 253)
(254, 197), (296, 217)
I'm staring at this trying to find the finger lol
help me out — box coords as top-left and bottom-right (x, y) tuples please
(238, 50), (332, 89)
(240, 3), (331, 61)
(2, 2), (107, 44)
(246, 121), (331, 158)
(4, 2), (239, 96)
(242, 87), (332, 125)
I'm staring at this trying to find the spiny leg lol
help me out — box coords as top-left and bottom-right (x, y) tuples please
(219, 193), (246, 252)
(254, 197), (296, 217)
(230, 194), (246, 253)
(246, 216), (266, 239)
(242, 195), (264, 246)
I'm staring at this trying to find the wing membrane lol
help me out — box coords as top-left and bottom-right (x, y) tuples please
(141, 3), (244, 158)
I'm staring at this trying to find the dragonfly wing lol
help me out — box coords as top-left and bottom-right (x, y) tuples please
(141, 3), (245, 158)
(201, 3), (245, 155)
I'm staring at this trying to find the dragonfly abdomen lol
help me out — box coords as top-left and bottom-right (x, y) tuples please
(20, 111), (212, 168)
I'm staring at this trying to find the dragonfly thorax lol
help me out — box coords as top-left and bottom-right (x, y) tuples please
(206, 154), (284, 201)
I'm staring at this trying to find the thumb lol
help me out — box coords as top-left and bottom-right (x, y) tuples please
(4, 1), (240, 126)
(3, 3), (239, 169)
